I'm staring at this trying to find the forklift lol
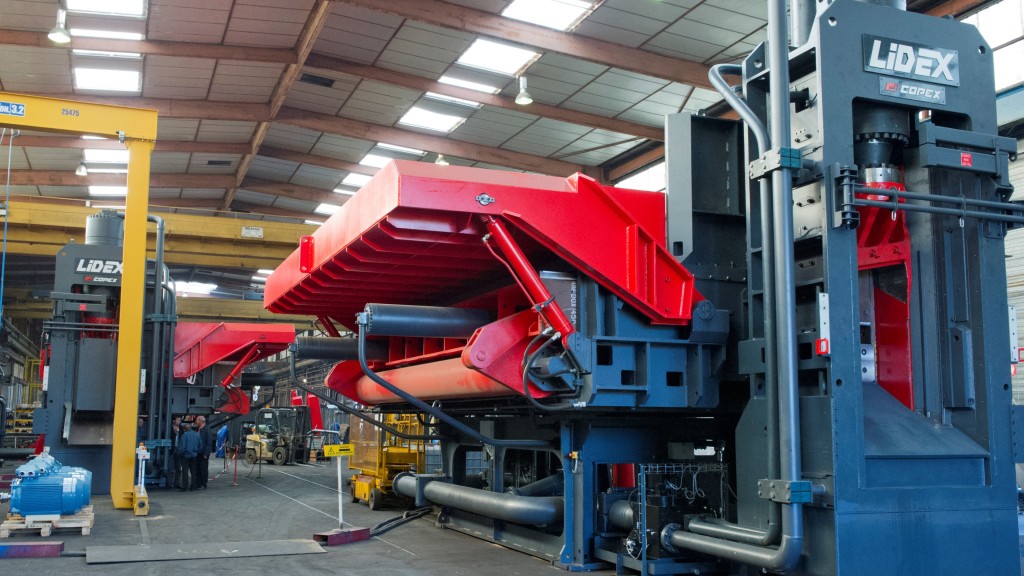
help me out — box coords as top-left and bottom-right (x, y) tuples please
(244, 406), (311, 466)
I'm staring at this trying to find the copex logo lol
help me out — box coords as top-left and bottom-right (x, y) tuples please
(76, 259), (123, 275)
(863, 35), (959, 86)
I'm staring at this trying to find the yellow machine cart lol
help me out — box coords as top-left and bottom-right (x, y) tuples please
(349, 414), (425, 510)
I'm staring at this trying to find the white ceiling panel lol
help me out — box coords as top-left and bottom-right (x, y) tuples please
(0, 46), (72, 94)
(143, 56), (216, 99)
(272, 197), (319, 213)
(264, 124), (322, 153)
(0, 0), (56, 31)
(24, 148), (81, 170)
(309, 134), (374, 163)
(224, 0), (314, 47)
(290, 164), (344, 189)
(338, 81), (420, 126)
(157, 119), (201, 141)
(233, 189), (277, 206)
(148, 0), (232, 44)
(150, 187), (183, 199)
(7, 185), (40, 196)
(188, 153), (241, 174)
(314, 3), (402, 64)
(38, 185), (86, 198)
(151, 152), (191, 173)
(208, 61), (284, 102)
(376, 21), (475, 79)
(1, 149), (31, 170)
(181, 188), (228, 199)
(196, 120), (257, 143)
(248, 156), (299, 181)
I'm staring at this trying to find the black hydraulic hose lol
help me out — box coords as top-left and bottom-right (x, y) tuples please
(288, 354), (441, 441)
(356, 314), (551, 448)
(520, 331), (579, 412)
(369, 507), (434, 537)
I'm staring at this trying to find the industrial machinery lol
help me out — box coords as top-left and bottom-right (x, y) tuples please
(244, 406), (311, 466)
(348, 413), (425, 510)
(8, 451), (91, 518)
(264, 1), (1022, 574)
(36, 210), (294, 493)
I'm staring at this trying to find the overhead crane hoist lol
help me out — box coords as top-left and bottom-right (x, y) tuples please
(0, 92), (157, 510)
(267, 1), (1024, 574)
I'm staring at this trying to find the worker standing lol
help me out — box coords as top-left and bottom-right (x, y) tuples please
(196, 416), (211, 490)
(179, 423), (199, 491)
(170, 417), (183, 489)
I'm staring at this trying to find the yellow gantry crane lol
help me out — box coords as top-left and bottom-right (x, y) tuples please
(0, 91), (157, 510)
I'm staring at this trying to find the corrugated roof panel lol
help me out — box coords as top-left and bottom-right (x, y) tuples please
(7, 185), (39, 196)
(600, 0), (697, 21)
(686, 4), (764, 34)
(705, 0), (767, 20)
(143, 56), (216, 99)
(181, 188), (228, 199)
(148, 1), (231, 44)
(444, 0), (509, 12)
(151, 151), (191, 173)
(39, 186), (87, 198)
(188, 153), (241, 174)
(272, 197), (319, 212)
(196, 120), (257, 143)
(310, 134), (374, 163)
(291, 164), (345, 189)
(157, 119), (201, 142)
(616, 108), (665, 126)
(1, 149), (30, 170)
(150, 187), (183, 199)
(24, 148), (80, 170)
(224, 0), (313, 47)
(247, 156), (299, 181)
(447, 126), (510, 148)
(573, 21), (648, 49)
(284, 83), (349, 115)
(314, 3), (401, 63)
(1, 0), (56, 31)
(663, 18), (746, 47)
(586, 5), (671, 36)
(264, 124), (322, 153)
(566, 91), (638, 114)
(0, 46), (71, 94)
(643, 31), (723, 61)
(208, 61), (284, 102)
(234, 189), (277, 206)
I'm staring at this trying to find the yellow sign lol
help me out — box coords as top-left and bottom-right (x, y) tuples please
(323, 443), (354, 458)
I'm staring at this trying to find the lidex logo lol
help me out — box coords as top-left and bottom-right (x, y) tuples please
(75, 259), (123, 275)
(864, 35), (958, 86)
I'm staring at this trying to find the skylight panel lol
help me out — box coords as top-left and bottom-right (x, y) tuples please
(74, 68), (140, 92)
(398, 106), (466, 133)
(315, 203), (341, 215)
(176, 281), (217, 295)
(89, 185), (128, 197)
(342, 173), (373, 188)
(304, 220), (323, 226)
(501, 0), (594, 31)
(359, 154), (392, 168)
(457, 39), (538, 76)
(425, 92), (483, 109)
(377, 143), (425, 156)
(67, 0), (145, 16)
(84, 149), (129, 163)
(438, 76), (501, 94)
(333, 188), (358, 196)
(257, 269), (275, 275)
(70, 29), (145, 40)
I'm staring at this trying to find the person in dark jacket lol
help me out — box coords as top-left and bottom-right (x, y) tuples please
(196, 416), (211, 489)
(171, 417), (184, 489)
(180, 423), (200, 491)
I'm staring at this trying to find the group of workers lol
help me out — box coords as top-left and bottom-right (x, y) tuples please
(169, 416), (218, 491)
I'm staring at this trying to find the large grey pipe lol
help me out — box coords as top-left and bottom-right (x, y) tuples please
(790, 0), (815, 48)
(667, 0), (804, 571)
(394, 474), (563, 526)
(292, 337), (388, 361)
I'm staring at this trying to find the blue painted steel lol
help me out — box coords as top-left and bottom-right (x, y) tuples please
(10, 455), (92, 516)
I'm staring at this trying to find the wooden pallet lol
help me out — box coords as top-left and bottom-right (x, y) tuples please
(1, 505), (94, 538)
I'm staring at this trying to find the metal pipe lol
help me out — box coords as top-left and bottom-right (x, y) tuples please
(363, 303), (492, 339)
(790, 0), (816, 48)
(708, 65), (769, 154)
(355, 316), (550, 448)
(854, 185), (1024, 212)
(668, 0), (804, 570)
(394, 474), (563, 526)
(688, 518), (778, 546)
(506, 473), (563, 497)
(293, 336), (389, 361)
(853, 199), (1024, 224)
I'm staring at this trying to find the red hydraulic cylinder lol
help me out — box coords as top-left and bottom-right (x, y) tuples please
(325, 357), (520, 406)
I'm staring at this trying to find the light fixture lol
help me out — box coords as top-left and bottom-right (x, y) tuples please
(75, 161), (88, 176)
(515, 76), (533, 106)
(435, 154), (450, 166)
(48, 9), (71, 44)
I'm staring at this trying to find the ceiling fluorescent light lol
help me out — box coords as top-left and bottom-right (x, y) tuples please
(399, 106), (466, 133)
(342, 173), (373, 188)
(457, 39), (538, 76)
(84, 149), (129, 163)
(81, 135), (106, 140)
(72, 49), (142, 59)
(76, 162), (88, 176)
(333, 188), (358, 196)
(359, 154), (392, 168)
(425, 92), (483, 109)
(376, 143), (425, 156)
(502, 0), (594, 31)
(89, 185), (128, 197)
(74, 68), (140, 92)
(314, 203), (341, 215)
(304, 220), (324, 226)
(69, 29), (145, 40)
(87, 168), (129, 174)
(67, 0), (145, 17)
(435, 154), (450, 166)
(48, 9), (71, 44)
(438, 76), (500, 94)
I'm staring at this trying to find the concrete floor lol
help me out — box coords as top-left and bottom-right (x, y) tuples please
(0, 456), (582, 575)
(3, 457), (1024, 574)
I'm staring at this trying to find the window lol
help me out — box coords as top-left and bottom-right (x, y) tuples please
(501, 0), (594, 31)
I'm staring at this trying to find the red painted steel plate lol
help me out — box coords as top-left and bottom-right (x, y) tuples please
(173, 322), (295, 378)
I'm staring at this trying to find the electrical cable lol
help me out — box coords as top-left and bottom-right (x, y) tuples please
(520, 330), (579, 412)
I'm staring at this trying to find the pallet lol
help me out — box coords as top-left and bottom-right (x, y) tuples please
(1, 505), (94, 538)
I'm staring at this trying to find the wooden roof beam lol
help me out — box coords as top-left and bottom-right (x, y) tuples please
(336, 0), (713, 89)
(257, 146), (378, 176)
(240, 176), (341, 204)
(0, 29), (296, 63)
(926, 0), (988, 17)
(305, 55), (665, 141)
(275, 106), (591, 177)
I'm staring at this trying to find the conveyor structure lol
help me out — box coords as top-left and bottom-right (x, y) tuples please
(266, 1), (1024, 574)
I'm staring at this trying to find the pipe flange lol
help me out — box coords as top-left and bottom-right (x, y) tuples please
(660, 522), (682, 554)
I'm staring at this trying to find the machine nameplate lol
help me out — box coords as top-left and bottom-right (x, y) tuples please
(863, 35), (959, 86)
(878, 77), (946, 104)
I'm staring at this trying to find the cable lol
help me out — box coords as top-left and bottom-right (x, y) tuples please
(0, 129), (16, 336)
(368, 506), (434, 537)
(520, 330), (579, 412)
